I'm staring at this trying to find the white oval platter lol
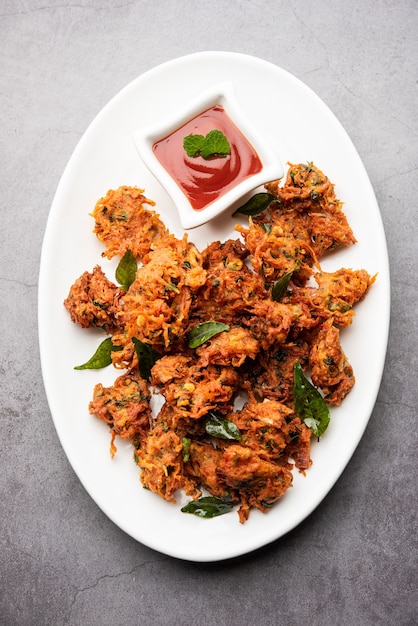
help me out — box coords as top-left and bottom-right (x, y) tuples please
(38, 52), (390, 562)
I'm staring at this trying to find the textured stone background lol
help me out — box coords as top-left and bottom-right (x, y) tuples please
(1, 1), (417, 624)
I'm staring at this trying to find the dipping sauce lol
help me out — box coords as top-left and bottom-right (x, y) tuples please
(152, 105), (262, 211)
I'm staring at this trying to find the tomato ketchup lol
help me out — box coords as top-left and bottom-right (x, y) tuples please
(152, 105), (262, 211)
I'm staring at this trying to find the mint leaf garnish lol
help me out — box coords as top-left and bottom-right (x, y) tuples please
(183, 134), (205, 157)
(183, 129), (230, 159)
(200, 129), (230, 158)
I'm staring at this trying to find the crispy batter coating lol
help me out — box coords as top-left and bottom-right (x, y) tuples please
(228, 398), (294, 462)
(266, 162), (346, 216)
(242, 340), (310, 403)
(150, 355), (239, 420)
(65, 164), (375, 522)
(63, 265), (121, 332)
(196, 326), (259, 367)
(133, 403), (202, 502)
(309, 318), (355, 405)
(134, 422), (199, 502)
(187, 441), (235, 501)
(218, 444), (293, 523)
(236, 216), (315, 285)
(186, 397), (300, 523)
(115, 235), (206, 357)
(89, 368), (152, 456)
(255, 162), (357, 282)
(243, 300), (295, 349)
(287, 268), (376, 330)
(192, 239), (266, 324)
(91, 186), (168, 260)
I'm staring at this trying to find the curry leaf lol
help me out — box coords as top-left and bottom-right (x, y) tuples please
(204, 411), (241, 441)
(74, 337), (123, 370)
(181, 496), (233, 519)
(115, 249), (137, 291)
(188, 321), (230, 349)
(234, 192), (277, 217)
(132, 337), (161, 381)
(293, 362), (330, 437)
(271, 270), (293, 301)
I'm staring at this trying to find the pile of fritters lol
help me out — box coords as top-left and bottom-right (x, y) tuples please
(64, 163), (375, 522)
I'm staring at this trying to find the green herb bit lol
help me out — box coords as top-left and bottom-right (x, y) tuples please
(271, 270), (294, 301)
(164, 282), (180, 294)
(181, 437), (191, 462)
(115, 249), (137, 291)
(293, 362), (330, 437)
(204, 411), (241, 441)
(183, 134), (205, 157)
(132, 337), (161, 381)
(181, 496), (233, 519)
(183, 129), (230, 159)
(74, 337), (123, 370)
(201, 129), (230, 158)
(234, 192), (277, 217)
(188, 321), (230, 349)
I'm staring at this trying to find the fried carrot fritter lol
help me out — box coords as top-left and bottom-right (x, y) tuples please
(91, 186), (168, 260)
(64, 162), (375, 522)
(64, 265), (121, 332)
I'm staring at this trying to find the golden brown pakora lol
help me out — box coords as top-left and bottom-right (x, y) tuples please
(64, 162), (375, 522)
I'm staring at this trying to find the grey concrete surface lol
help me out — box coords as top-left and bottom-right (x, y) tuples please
(1, 1), (417, 624)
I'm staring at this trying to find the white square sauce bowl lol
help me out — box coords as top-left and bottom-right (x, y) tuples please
(133, 82), (283, 229)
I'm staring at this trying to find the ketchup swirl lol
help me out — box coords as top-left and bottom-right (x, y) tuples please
(153, 105), (262, 211)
